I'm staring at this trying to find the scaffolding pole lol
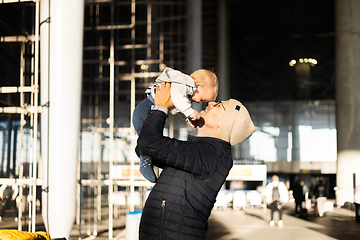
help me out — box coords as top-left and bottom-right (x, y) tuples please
(30, 0), (40, 232)
(108, 0), (115, 238)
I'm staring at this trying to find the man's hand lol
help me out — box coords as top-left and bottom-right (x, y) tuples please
(155, 82), (174, 109)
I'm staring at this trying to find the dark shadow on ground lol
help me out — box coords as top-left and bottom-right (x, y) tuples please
(282, 204), (360, 240)
(205, 217), (230, 240)
(205, 217), (241, 240)
(244, 211), (269, 223)
(206, 207), (271, 240)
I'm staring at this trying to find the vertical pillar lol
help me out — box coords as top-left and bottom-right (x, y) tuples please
(335, 0), (360, 207)
(108, 0), (115, 238)
(12, 126), (18, 173)
(217, 0), (228, 101)
(186, 0), (202, 74)
(294, 62), (311, 99)
(40, 0), (50, 231)
(186, 0), (202, 123)
(277, 126), (290, 161)
(1, 130), (6, 173)
(40, 0), (85, 238)
(6, 113), (12, 175)
(292, 107), (301, 161)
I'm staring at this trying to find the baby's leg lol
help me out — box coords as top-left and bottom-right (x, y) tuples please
(139, 154), (157, 183)
(132, 98), (153, 135)
(132, 98), (157, 183)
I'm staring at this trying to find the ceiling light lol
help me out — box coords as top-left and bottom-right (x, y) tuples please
(289, 58), (318, 67)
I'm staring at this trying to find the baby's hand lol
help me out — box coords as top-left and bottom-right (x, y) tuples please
(189, 110), (200, 121)
(187, 111), (200, 128)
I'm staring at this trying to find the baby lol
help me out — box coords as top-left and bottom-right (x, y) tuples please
(132, 67), (218, 183)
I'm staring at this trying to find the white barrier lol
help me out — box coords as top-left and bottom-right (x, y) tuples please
(126, 211), (142, 240)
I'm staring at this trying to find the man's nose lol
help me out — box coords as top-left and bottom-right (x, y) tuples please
(208, 101), (216, 107)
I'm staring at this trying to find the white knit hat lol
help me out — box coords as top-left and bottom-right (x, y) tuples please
(220, 99), (256, 145)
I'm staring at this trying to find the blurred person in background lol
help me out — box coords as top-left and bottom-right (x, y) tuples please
(354, 184), (360, 223)
(293, 180), (304, 216)
(265, 175), (289, 227)
(314, 179), (327, 217)
(293, 180), (309, 217)
(0, 173), (19, 222)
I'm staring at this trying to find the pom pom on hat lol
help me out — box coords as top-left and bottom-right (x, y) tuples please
(220, 99), (256, 145)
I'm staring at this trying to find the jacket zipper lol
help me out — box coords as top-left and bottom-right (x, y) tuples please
(159, 200), (166, 240)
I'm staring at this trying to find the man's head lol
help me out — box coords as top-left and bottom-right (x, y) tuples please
(272, 175), (280, 186)
(218, 99), (255, 145)
(272, 175), (279, 182)
(197, 99), (255, 145)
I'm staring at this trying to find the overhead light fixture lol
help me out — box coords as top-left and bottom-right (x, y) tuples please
(289, 58), (318, 67)
(159, 63), (167, 71)
(289, 59), (297, 67)
(140, 64), (149, 70)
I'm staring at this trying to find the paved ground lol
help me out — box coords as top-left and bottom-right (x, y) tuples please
(1, 202), (359, 240)
(205, 204), (360, 240)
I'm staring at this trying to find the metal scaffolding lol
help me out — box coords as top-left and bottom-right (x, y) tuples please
(0, 0), (41, 232)
(79, 0), (190, 238)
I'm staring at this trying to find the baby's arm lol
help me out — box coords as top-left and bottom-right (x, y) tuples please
(171, 82), (194, 117)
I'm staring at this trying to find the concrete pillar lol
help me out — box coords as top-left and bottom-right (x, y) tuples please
(40, 0), (84, 238)
(335, 0), (360, 206)
(292, 106), (301, 161)
(186, 0), (202, 131)
(217, 0), (228, 101)
(277, 126), (290, 161)
(294, 63), (311, 100)
(186, 0), (202, 74)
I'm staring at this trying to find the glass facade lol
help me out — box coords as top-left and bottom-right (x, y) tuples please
(236, 100), (336, 163)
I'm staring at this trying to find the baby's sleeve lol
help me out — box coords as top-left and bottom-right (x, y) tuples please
(171, 82), (194, 117)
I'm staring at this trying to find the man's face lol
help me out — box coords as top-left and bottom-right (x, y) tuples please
(273, 175), (279, 182)
(199, 101), (228, 128)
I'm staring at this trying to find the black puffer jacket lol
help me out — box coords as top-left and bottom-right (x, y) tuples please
(137, 110), (233, 240)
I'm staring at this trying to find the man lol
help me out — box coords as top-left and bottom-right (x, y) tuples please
(0, 173), (19, 222)
(314, 179), (327, 217)
(293, 180), (304, 216)
(136, 81), (255, 239)
(293, 180), (309, 217)
(354, 184), (360, 223)
(265, 175), (288, 227)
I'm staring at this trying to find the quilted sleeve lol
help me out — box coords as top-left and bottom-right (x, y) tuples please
(137, 110), (219, 177)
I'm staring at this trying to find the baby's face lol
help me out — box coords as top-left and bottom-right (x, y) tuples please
(191, 86), (217, 103)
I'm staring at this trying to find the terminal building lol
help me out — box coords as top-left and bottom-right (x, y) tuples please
(0, 0), (359, 239)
